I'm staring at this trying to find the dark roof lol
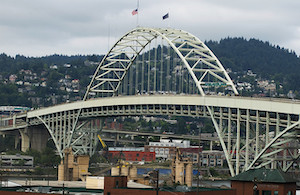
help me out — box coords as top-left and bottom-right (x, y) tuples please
(230, 168), (297, 183)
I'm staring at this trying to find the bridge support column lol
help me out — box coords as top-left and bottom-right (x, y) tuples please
(18, 126), (50, 152)
(210, 141), (213, 151)
(114, 133), (120, 146)
(28, 126), (50, 152)
(12, 115), (16, 128)
(19, 129), (30, 152)
(14, 133), (20, 150)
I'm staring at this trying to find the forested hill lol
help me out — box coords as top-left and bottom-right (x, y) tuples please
(206, 38), (300, 90)
(2, 37), (298, 82)
(1, 38), (299, 79)
(0, 54), (101, 75)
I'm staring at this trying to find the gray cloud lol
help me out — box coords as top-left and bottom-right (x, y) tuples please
(0, 0), (299, 56)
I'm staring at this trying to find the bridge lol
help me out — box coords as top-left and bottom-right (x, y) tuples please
(100, 128), (219, 146)
(0, 27), (299, 176)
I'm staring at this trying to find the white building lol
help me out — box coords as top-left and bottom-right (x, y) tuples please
(146, 139), (191, 159)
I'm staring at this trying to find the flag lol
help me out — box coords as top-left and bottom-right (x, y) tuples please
(132, 8), (138, 15)
(162, 13), (169, 20)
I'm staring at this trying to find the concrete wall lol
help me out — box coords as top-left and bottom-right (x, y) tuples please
(86, 176), (104, 189)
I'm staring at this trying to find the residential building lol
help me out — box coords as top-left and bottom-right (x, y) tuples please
(145, 139), (191, 160)
(200, 150), (224, 167)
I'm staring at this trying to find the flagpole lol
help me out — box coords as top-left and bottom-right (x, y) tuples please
(162, 13), (170, 28)
(168, 12), (170, 28)
(168, 8), (170, 28)
(137, 0), (139, 27)
(108, 23), (110, 53)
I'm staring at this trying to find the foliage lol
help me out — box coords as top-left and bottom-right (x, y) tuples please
(206, 37), (300, 94)
(0, 53), (102, 107)
(0, 135), (15, 152)
(25, 147), (60, 167)
(0, 83), (31, 106)
(209, 167), (219, 177)
(90, 153), (108, 164)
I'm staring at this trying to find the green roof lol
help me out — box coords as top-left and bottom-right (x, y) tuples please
(231, 168), (297, 183)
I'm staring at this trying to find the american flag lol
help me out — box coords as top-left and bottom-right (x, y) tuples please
(132, 8), (138, 15)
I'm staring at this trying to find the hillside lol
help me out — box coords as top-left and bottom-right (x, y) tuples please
(206, 38), (300, 91)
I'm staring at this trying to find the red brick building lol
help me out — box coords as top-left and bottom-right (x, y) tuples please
(231, 168), (297, 195)
(108, 150), (155, 162)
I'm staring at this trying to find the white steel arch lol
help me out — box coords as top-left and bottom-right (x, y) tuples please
(82, 27), (239, 175)
(84, 27), (238, 100)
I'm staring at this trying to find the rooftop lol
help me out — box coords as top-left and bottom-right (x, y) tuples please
(231, 168), (297, 183)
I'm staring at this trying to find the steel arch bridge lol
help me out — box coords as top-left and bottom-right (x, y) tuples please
(1, 27), (300, 176)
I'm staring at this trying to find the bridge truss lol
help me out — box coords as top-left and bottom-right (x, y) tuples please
(4, 27), (299, 177)
(27, 95), (300, 176)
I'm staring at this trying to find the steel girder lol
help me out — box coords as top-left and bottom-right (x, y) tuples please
(29, 110), (104, 158)
(208, 107), (300, 176)
(84, 27), (238, 99)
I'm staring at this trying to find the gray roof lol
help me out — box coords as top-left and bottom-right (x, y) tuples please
(230, 168), (297, 183)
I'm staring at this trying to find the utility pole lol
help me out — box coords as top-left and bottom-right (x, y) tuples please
(0, 155), (2, 188)
(155, 169), (159, 195)
(197, 127), (201, 195)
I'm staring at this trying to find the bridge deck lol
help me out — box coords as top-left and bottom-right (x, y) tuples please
(27, 95), (300, 118)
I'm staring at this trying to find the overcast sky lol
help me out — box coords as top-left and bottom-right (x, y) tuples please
(1, 0), (300, 57)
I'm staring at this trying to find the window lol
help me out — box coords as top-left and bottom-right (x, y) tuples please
(274, 191), (278, 195)
(287, 191), (292, 195)
(262, 190), (271, 195)
(253, 190), (259, 195)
